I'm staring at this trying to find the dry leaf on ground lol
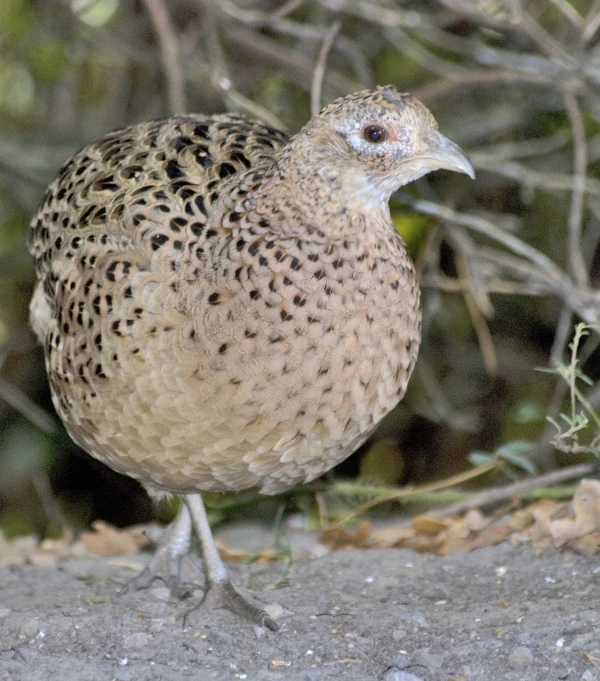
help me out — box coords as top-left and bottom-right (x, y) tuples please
(550, 479), (600, 546)
(3, 479), (599, 567)
(80, 520), (152, 556)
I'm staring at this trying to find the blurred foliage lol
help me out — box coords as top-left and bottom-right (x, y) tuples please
(0, 0), (599, 537)
(540, 323), (600, 457)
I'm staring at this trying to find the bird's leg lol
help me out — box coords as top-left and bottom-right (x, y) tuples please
(185, 493), (279, 631)
(120, 501), (202, 598)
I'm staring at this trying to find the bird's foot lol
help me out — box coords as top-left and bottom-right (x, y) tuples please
(119, 504), (202, 599)
(190, 578), (280, 632)
(120, 547), (203, 599)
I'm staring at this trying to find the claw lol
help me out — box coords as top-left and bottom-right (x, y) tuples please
(187, 578), (280, 631)
(121, 493), (282, 630)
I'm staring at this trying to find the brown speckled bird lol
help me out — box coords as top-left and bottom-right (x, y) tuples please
(28, 86), (473, 630)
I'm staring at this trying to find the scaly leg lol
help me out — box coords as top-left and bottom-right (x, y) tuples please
(185, 493), (279, 631)
(121, 501), (201, 598)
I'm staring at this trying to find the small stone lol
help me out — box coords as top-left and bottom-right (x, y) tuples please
(412, 612), (429, 629)
(211, 629), (239, 646)
(148, 619), (166, 633)
(149, 586), (171, 602)
(485, 638), (504, 651)
(571, 632), (595, 650)
(123, 632), (151, 648)
(19, 618), (40, 638)
(392, 612), (429, 641)
(580, 671), (597, 681)
(423, 585), (451, 601)
(508, 645), (534, 669)
(390, 654), (410, 670)
(412, 648), (444, 669)
(517, 633), (532, 645)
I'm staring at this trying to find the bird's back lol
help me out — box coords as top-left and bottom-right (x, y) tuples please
(29, 113), (289, 315)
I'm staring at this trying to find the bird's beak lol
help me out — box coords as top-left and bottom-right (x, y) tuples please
(417, 130), (475, 179)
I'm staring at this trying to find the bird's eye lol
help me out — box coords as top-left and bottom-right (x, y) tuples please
(363, 125), (387, 143)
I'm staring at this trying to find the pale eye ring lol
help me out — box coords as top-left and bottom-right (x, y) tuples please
(363, 124), (387, 143)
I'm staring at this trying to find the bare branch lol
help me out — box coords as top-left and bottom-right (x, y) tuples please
(550, 0), (583, 28)
(402, 196), (600, 326)
(519, 9), (579, 67)
(550, 308), (574, 366)
(385, 27), (470, 80)
(583, 9), (600, 42)
(0, 377), (58, 435)
(311, 21), (341, 117)
(429, 463), (596, 520)
(273, 0), (306, 18)
(225, 25), (358, 95)
(415, 69), (562, 102)
(142, 0), (186, 114)
(401, 196), (566, 275)
(563, 88), (589, 287)
(449, 229), (498, 374)
(469, 154), (600, 198)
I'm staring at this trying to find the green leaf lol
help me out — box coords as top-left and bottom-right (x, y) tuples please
(468, 451), (493, 467)
(468, 441), (535, 474)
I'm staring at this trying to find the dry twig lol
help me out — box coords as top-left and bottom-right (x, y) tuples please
(311, 21), (341, 117)
(142, 0), (186, 113)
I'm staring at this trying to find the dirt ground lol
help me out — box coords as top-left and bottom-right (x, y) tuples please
(0, 524), (599, 681)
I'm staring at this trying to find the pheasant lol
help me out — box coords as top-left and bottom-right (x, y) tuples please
(28, 86), (473, 631)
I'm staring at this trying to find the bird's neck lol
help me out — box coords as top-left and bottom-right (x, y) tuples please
(249, 142), (394, 244)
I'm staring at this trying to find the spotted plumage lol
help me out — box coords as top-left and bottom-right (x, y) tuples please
(29, 86), (473, 629)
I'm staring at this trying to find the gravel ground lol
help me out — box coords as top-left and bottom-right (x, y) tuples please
(0, 537), (599, 681)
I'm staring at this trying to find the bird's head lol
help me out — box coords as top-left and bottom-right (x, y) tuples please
(294, 86), (474, 208)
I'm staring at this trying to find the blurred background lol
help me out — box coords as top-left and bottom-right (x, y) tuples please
(1, 0), (599, 541)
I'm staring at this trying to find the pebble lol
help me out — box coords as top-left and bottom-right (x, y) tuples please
(423, 585), (450, 601)
(211, 629), (239, 646)
(19, 618), (40, 638)
(123, 632), (151, 648)
(507, 645), (534, 669)
(412, 648), (444, 669)
(149, 586), (171, 602)
(392, 628), (407, 642)
(571, 632), (595, 650)
(412, 612), (429, 629)
(148, 619), (166, 633)
(392, 612), (430, 641)
(485, 638), (504, 651)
